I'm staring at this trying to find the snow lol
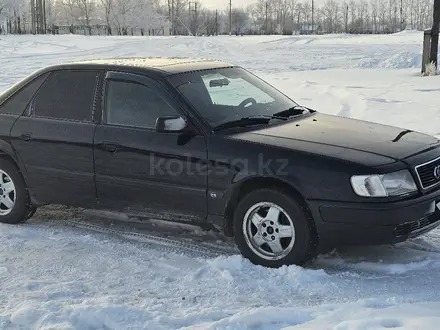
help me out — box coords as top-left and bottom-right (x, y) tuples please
(0, 31), (440, 329)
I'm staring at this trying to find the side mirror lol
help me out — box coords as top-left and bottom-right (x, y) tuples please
(155, 116), (188, 133)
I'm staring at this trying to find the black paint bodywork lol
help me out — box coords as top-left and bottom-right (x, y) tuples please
(1, 58), (440, 251)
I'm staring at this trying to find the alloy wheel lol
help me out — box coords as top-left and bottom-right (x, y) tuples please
(0, 169), (16, 216)
(242, 201), (296, 261)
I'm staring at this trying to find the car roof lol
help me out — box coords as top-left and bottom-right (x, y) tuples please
(42, 57), (236, 76)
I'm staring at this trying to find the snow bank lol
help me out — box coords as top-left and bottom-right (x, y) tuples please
(191, 301), (440, 330)
(358, 51), (422, 69)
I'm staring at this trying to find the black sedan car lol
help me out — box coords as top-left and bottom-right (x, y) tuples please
(0, 57), (439, 267)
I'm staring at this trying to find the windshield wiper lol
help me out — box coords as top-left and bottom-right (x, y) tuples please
(273, 105), (312, 118)
(213, 115), (278, 131)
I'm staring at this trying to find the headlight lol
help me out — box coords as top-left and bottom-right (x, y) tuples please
(350, 170), (417, 197)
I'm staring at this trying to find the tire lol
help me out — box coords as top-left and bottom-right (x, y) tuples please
(233, 188), (315, 268)
(0, 158), (32, 224)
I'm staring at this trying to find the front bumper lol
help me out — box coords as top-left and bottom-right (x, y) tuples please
(308, 189), (440, 251)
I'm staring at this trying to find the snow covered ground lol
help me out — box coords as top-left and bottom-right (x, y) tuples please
(1, 31), (440, 329)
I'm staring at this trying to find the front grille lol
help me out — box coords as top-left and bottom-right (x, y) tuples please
(415, 156), (440, 189)
(394, 214), (439, 237)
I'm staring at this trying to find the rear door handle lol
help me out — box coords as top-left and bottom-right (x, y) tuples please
(102, 142), (119, 153)
(20, 133), (33, 142)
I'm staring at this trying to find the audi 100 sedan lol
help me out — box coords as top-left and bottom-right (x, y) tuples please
(0, 57), (439, 267)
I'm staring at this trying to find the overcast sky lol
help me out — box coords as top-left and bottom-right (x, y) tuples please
(203, 0), (328, 10)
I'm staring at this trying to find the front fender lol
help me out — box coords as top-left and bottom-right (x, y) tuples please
(222, 171), (306, 215)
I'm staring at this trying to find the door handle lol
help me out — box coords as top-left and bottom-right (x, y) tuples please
(102, 142), (119, 153)
(19, 133), (33, 142)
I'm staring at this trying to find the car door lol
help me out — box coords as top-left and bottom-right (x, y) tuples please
(94, 71), (208, 222)
(10, 69), (101, 207)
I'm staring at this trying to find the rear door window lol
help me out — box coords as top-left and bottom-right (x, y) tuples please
(33, 70), (99, 122)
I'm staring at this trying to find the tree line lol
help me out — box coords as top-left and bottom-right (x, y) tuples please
(0, 0), (435, 35)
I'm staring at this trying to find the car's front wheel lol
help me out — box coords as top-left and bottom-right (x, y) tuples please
(233, 188), (315, 268)
(0, 159), (32, 224)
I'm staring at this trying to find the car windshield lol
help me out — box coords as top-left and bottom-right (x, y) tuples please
(169, 67), (300, 129)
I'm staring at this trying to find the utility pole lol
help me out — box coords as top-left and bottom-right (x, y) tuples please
(189, 2), (193, 35)
(30, 0), (35, 34)
(345, 3), (348, 33)
(430, 0), (440, 68)
(42, 0), (46, 33)
(195, 2), (198, 35)
(229, 0), (232, 35)
(189, 2), (198, 35)
(215, 9), (218, 35)
(311, 0), (314, 34)
(400, 0), (403, 31)
(31, 0), (46, 34)
(265, 1), (268, 34)
(171, 0), (175, 35)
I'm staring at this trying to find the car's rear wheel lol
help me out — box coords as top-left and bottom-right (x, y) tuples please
(233, 188), (315, 268)
(0, 159), (32, 224)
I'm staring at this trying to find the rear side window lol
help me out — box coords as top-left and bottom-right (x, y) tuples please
(106, 80), (178, 129)
(0, 74), (48, 115)
(33, 70), (99, 121)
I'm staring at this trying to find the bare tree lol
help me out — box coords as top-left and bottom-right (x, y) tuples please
(274, 0), (293, 34)
(341, 1), (349, 32)
(75, 0), (95, 33)
(357, 0), (368, 30)
(3, 0), (437, 36)
(322, 0), (338, 33)
(172, 0), (189, 35)
(0, 0), (19, 18)
(295, 2), (302, 31)
(99, 0), (113, 34)
(248, 0), (267, 33)
(231, 8), (249, 34)
(58, 0), (78, 25)
(378, 0), (387, 31)
(288, 0), (297, 33)
(0, 0), (11, 15)
(371, 0), (378, 32)
(198, 8), (217, 35)
(348, 0), (356, 29)
(302, 2), (311, 24)
(112, 0), (133, 34)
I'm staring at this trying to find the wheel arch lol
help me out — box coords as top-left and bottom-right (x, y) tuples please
(223, 176), (318, 244)
(0, 147), (35, 223)
(0, 139), (26, 168)
(0, 149), (23, 173)
(0, 146), (30, 194)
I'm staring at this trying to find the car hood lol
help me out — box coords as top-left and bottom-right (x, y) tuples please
(228, 113), (440, 166)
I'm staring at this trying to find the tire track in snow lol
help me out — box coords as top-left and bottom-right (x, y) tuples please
(27, 206), (237, 259)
